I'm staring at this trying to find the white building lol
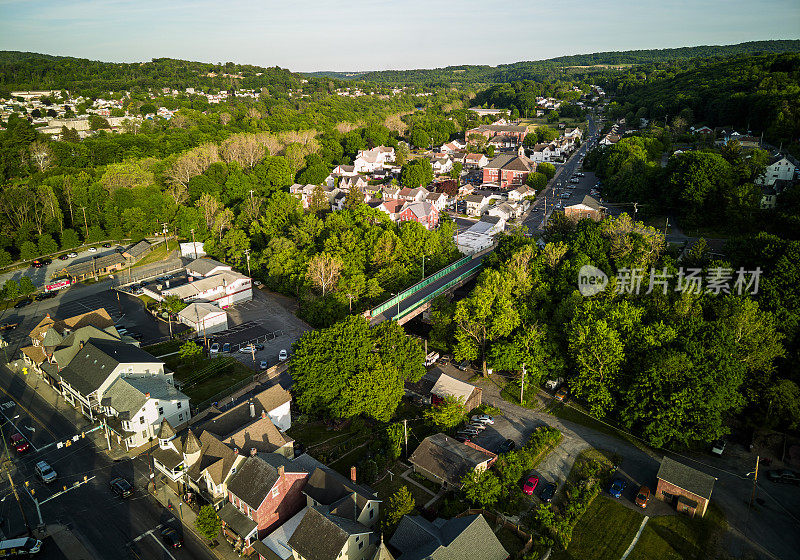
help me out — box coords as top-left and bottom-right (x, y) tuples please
(353, 146), (395, 173)
(455, 216), (505, 255)
(757, 155), (797, 186)
(177, 303), (229, 336)
(180, 242), (206, 259)
(160, 271), (252, 308)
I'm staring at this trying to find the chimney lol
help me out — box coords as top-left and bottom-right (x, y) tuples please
(145, 392), (150, 398)
(79, 341), (84, 350)
(249, 402), (256, 418)
(261, 410), (266, 419)
(250, 447), (257, 456)
(278, 466), (285, 479)
(350, 466), (357, 483)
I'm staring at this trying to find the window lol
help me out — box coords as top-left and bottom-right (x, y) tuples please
(178, 413), (183, 421)
(370, 509), (374, 519)
(359, 541), (364, 550)
(271, 487), (279, 498)
(177, 402), (182, 409)
(139, 416), (145, 424)
(158, 407), (164, 416)
(141, 431), (147, 439)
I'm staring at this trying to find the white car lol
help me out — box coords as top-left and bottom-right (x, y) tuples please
(68, 252), (78, 258)
(88, 247), (97, 253)
(278, 349), (288, 361)
(209, 342), (220, 354)
(471, 414), (495, 425)
(239, 345), (255, 353)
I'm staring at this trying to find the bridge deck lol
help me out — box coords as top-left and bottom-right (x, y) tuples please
(373, 252), (487, 324)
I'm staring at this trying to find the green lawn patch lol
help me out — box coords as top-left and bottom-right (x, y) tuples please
(170, 355), (254, 404)
(144, 339), (184, 356)
(372, 462), (433, 508)
(130, 242), (173, 268)
(552, 496), (643, 560)
(627, 504), (726, 560)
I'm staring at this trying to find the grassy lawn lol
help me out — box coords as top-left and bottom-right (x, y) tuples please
(372, 462), (433, 508)
(627, 504), (726, 560)
(552, 496), (643, 560)
(169, 355), (254, 404)
(144, 339), (184, 356)
(130, 242), (173, 268)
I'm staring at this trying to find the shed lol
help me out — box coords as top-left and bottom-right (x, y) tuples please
(430, 372), (481, 412)
(177, 303), (228, 335)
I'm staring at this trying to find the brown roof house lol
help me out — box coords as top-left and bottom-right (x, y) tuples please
(409, 433), (497, 488)
(430, 372), (481, 412)
(564, 195), (603, 222)
(655, 456), (716, 518)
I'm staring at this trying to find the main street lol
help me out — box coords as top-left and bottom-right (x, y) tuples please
(0, 360), (216, 560)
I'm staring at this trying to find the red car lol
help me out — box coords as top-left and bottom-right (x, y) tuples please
(10, 433), (29, 454)
(523, 474), (539, 495)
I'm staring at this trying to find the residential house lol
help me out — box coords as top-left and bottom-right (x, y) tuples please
(482, 147), (536, 189)
(563, 127), (583, 141)
(372, 199), (406, 221)
(431, 157), (453, 175)
(760, 185), (778, 209)
(440, 140), (466, 154)
(600, 133), (621, 146)
(564, 195), (603, 221)
(757, 155), (796, 186)
(507, 185), (534, 203)
(397, 201), (439, 230)
(398, 187), (428, 202)
(464, 153), (489, 169)
(121, 240), (152, 263)
(288, 505), (377, 560)
(331, 164), (358, 177)
(302, 465), (381, 529)
(487, 202), (516, 223)
(382, 186), (400, 200)
(337, 175), (369, 192)
(177, 302), (228, 336)
(425, 192), (449, 212)
(528, 143), (557, 163)
(409, 433), (497, 488)
(219, 455), (311, 552)
(389, 514), (508, 560)
(693, 126), (713, 135)
(354, 146), (395, 173)
(464, 194), (489, 217)
(655, 456), (716, 518)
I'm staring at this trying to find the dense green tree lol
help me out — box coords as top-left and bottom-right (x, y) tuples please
(526, 172), (547, 191)
(60, 228), (80, 249)
(194, 505), (221, 541)
(37, 233), (59, 256)
(424, 395), (466, 429)
(19, 241), (38, 261)
(462, 469), (502, 508)
(385, 486), (415, 529)
(18, 276), (35, 296)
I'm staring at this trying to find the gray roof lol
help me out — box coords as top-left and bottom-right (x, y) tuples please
(656, 456), (716, 499)
(64, 253), (126, 276)
(218, 502), (258, 538)
(303, 467), (378, 511)
(124, 240), (151, 258)
(186, 257), (230, 276)
(42, 328), (63, 347)
(58, 339), (126, 395)
(288, 506), (371, 560)
(408, 434), (493, 487)
(389, 514), (507, 560)
(570, 195), (601, 211)
(226, 456), (281, 510)
(102, 376), (187, 418)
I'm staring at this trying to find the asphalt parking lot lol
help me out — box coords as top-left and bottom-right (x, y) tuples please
(203, 288), (311, 369)
(0, 244), (126, 290)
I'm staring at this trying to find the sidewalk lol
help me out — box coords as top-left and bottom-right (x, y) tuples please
(150, 481), (240, 560)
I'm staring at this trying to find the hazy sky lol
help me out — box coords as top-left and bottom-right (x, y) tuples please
(1, 0), (799, 72)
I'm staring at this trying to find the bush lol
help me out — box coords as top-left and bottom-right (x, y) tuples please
(195, 505), (221, 541)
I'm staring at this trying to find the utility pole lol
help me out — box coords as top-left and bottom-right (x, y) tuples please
(663, 217), (670, 238)
(633, 202), (638, 221)
(161, 223), (169, 251)
(749, 456), (760, 508)
(243, 248), (251, 277)
(421, 254), (426, 279)
(190, 228), (198, 259)
(80, 206), (89, 239)
(403, 419), (408, 458)
(520, 363), (526, 405)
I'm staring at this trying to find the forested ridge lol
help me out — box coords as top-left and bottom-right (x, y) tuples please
(309, 40), (800, 85)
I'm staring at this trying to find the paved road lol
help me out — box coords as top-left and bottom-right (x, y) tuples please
(0, 362), (216, 560)
(0, 246), (124, 291)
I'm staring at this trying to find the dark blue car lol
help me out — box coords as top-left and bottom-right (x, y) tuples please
(608, 478), (627, 498)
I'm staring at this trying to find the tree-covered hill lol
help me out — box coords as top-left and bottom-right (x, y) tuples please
(0, 51), (333, 97)
(306, 40), (800, 85)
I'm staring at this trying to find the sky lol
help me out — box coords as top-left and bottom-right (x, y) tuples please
(1, 0), (799, 73)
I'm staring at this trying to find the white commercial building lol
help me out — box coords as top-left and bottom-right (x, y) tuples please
(455, 216), (505, 255)
(177, 302), (228, 335)
(180, 242), (206, 259)
(161, 270), (252, 308)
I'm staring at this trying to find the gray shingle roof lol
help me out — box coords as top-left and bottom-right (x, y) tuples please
(303, 467), (378, 511)
(288, 506), (370, 560)
(657, 456), (716, 499)
(389, 514), (507, 560)
(408, 434), (493, 487)
(186, 257), (230, 276)
(218, 502), (257, 538)
(123, 240), (151, 259)
(226, 456), (281, 510)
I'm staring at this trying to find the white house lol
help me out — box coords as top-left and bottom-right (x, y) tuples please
(353, 146), (395, 173)
(431, 157), (454, 174)
(464, 153), (489, 169)
(177, 302), (228, 336)
(757, 155), (796, 186)
(464, 194), (489, 217)
(186, 257), (232, 279)
(160, 270), (252, 308)
(508, 185), (534, 203)
(426, 192), (449, 211)
(180, 242), (206, 259)
(440, 140), (466, 154)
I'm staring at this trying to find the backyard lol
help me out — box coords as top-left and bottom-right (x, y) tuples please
(163, 351), (255, 405)
(551, 496), (643, 560)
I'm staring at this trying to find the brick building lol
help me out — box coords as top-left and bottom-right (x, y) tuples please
(655, 456), (716, 518)
(482, 146), (536, 189)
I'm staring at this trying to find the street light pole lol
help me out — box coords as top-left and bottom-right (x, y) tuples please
(243, 248), (251, 277)
(190, 228), (198, 260)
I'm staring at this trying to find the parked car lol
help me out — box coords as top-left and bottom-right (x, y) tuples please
(160, 527), (183, 548)
(35, 292), (56, 301)
(209, 342), (220, 354)
(608, 478), (627, 498)
(102, 243), (111, 248)
(14, 299), (32, 309)
(635, 486), (651, 508)
(711, 439), (727, 456)
(88, 247), (97, 253)
(68, 252), (78, 258)
(279, 349), (288, 361)
(58, 254), (69, 260)
(467, 422), (486, 431)
(767, 469), (800, 485)
(454, 360), (469, 371)
(42, 258), (52, 265)
(554, 387), (569, 402)
(259, 360), (268, 370)
(110, 477), (133, 498)
(254, 343), (264, 351)
(471, 414), (494, 425)
(0, 322), (19, 331)
(35, 461), (57, 483)
(457, 427), (479, 436)
(498, 439), (516, 453)
(523, 475), (539, 495)
(539, 482), (556, 503)
(9, 433), (29, 454)
(239, 345), (255, 353)
(222, 343), (231, 353)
